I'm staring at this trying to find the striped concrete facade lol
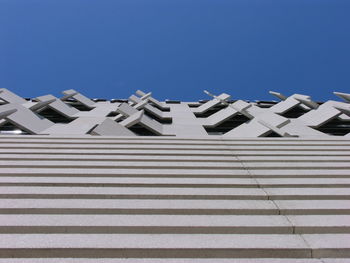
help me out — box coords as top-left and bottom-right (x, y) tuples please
(0, 135), (349, 262)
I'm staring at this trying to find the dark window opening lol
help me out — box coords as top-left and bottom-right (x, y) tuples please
(106, 111), (118, 117)
(144, 110), (172, 124)
(255, 101), (277, 108)
(195, 104), (228, 118)
(187, 103), (200, 108)
(66, 102), (92, 111)
(263, 131), (282, 137)
(279, 106), (310, 118)
(129, 124), (158, 136)
(115, 116), (127, 123)
(65, 98), (77, 102)
(165, 100), (180, 104)
(315, 118), (350, 136)
(204, 114), (250, 135)
(111, 99), (128, 103)
(37, 108), (74, 123)
(0, 121), (31, 135)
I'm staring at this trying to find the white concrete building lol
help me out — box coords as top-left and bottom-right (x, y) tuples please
(0, 88), (349, 262)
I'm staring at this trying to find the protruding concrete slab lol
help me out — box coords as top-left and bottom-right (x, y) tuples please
(0, 199), (279, 215)
(270, 97), (300, 114)
(0, 176), (258, 188)
(322, 259), (350, 263)
(279, 119), (328, 137)
(0, 135), (349, 145)
(116, 103), (139, 117)
(1, 141), (349, 150)
(144, 104), (172, 119)
(250, 169), (350, 178)
(0, 234), (310, 258)
(0, 259), (326, 263)
(298, 101), (349, 127)
(334, 92), (350, 102)
(3, 147), (349, 157)
(119, 109), (170, 136)
(0, 135), (346, 143)
(135, 90), (152, 100)
(135, 90), (170, 110)
(3, 152), (350, 162)
(36, 94), (79, 118)
(257, 178), (350, 187)
(62, 89), (96, 108)
(43, 118), (105, 135)
(224, 119), (270, 138)
(192, 93), (231, 114)
(269, 91), (288, 100)
(293, 94), (319, 109)
(239, 156), (350, 161)
(0, 167), (250, 178)
(0, 186), (268, 200)
(303, 234), (350, 258)
(0, 104), (54, 134)
(0, 88), (27, 104)
(275, 200), (350, 215)
(0, 153), (239, 161)
(0, 215), (292, 234)
(201, 106), (239, 127)
(0, 159), (246, 169)
(243, 162), (350, 169)
(265, 188), (350, 200)
(288, 215), (350, 233)
(90, 119), (135, 136)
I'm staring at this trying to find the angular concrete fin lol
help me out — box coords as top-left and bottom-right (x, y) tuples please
(61, 90), (78, 100)
(136, 90), (146, 97)
(36, 95), (79, 118)
(269, 91), (287, 100)
(135, 90), (169, 110)
(0, 108), (17, 119)
(293, 94), (319, 109)
(144, 104), (171, 119)
(193, 93), (231, 114)
(120, 110), (144, 127)
(116, 103), (139, 117)
(62, 89), (96, 108)
(119, 110), (165, 135)
(202, 106), (238, 127)
(90, 119), (135, 136)
(0, 104), (54, 134)
(29, 99), (56, 112)
(0, 88), (27, 104)
(334, 92), (350, 103)
(134, 100), (149, 110)
(128, 95), (142, 105)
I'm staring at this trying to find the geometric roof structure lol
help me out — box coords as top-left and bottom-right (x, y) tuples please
(0, 88), (349, 137)
(0, 88), (349, 262)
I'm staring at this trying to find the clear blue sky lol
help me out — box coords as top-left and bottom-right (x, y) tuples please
(1, 0), (349, 101)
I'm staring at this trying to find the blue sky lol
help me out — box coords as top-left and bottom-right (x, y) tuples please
(1, 0), (349, 101)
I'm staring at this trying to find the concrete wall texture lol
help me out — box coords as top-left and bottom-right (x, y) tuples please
(0, 89), (349, 262)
